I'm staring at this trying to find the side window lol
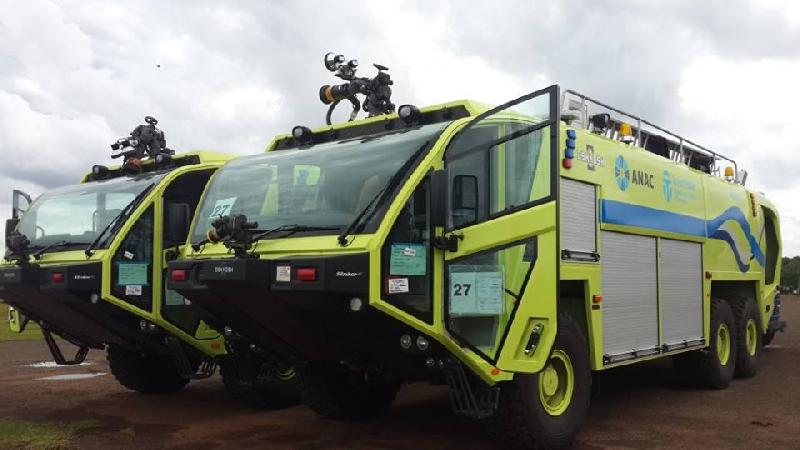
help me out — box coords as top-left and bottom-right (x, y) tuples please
(762, 207), (779, 285)
(162, 170), (215, 247)
(381, 179), (432, 322)
(445, 121), (550, 229)
(111, 206), (153, 310)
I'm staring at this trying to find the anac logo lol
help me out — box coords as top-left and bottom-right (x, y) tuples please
(614, 156), (630, 191)
(663, 170), (673, 202)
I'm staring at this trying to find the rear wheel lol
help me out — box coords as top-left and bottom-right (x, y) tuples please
(107, 345), (189, 394)
(732, 299), (761, 378)
(495, 312), (591, 449)
(674, 297), (737, 389)
(220, 353), (299, 409)
(763, 329), (776, 346)
(296, 361), (400, 420)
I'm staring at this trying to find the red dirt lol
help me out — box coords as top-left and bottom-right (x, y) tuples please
(1, 297), (798, 449)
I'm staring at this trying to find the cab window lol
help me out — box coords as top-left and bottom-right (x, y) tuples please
(111, 206), (153, 310)
(445, 121), (550, 230)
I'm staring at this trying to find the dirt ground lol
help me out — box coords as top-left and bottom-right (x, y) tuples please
(1, 297), (798, 449)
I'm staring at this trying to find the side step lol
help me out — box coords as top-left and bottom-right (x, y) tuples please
(41, 327), (89, 365)
(164, 335), (217, 380)
(442, 358), (499, 419)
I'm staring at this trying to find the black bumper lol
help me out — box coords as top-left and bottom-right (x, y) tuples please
(0, 262), (147, 349)
(168, 254), (406, 361)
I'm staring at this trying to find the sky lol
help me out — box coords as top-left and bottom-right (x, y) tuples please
(2, 0), (800, 254)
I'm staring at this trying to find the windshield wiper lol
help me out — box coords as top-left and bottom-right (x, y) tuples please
(252, 224), (340, 242)
(337, 141), (430, 246)
(191, 224), (339, 253)
(32, 240), (91, 260)
(85, 183), (156, 257)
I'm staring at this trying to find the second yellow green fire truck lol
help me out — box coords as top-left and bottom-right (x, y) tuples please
(1, 152), (297, 407)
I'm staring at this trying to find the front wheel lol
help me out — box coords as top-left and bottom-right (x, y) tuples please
(494, 312), (592, 449)
(107, 345), (190, 394)
(220, 353), (299, 409)
(297, 361), (400, 420)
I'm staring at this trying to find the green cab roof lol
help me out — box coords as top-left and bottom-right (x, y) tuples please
(266, 99), (492, 151)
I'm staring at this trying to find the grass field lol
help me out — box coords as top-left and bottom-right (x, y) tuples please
(0, 419), (96, 449)
(0, 302), (42, 342)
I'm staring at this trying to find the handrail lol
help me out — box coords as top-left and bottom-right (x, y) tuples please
(561, 89), (739, 180)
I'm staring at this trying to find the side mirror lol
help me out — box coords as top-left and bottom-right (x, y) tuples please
(5, 218), (19, 252)
(8, 307), (29, 333)
(430, 169), (448, 228)
(12, 190), (32, 220)
(165, 203), (192, 247)
(452, 174), (478, 225)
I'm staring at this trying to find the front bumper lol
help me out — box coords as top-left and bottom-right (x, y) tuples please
(168, 254), (409, 361)
(0, 262), (141, 349)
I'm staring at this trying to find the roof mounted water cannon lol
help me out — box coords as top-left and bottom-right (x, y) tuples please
(319, 52), (395, 125)
(206, 214), (259, 258)
(110, 116), (175, 171)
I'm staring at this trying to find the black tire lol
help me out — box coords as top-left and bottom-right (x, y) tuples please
(731, 299), (762, 378)
(296, 361), (400, 420)
(106, 345), (190, 394)
(673, 297), (737, 389)
(220, 354), (299, 409)
(494, 312), (592, 449)
(763, 329), (776, 346)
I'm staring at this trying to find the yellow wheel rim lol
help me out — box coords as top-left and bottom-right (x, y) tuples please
(745, 319), (758, 356)
(277, 368), (296, 381)
(538, 350), (575, 416)
(716, 323), (731, 365)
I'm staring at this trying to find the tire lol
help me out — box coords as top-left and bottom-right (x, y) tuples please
(107, 345), (190, 394)
(673, 297), (737, 389)
(731, 299), (762, 378)
(763, 329), (776, 346)
(220, 354), (299, 409)
(494, 312), (592, 449)
(296, 361), (400, 420)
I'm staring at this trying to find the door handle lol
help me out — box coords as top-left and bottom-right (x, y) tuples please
(433, 232), (463, 252)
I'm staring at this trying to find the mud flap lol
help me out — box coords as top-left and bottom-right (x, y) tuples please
(41, 327), (89, 365)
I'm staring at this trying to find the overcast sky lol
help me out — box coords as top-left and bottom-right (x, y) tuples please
(2, 0), (800, 254)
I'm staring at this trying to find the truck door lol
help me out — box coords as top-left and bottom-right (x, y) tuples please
(158, 169), (219, 339)
(438, 86), (559, 372)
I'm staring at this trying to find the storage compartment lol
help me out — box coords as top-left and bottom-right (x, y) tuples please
(660, 239), (704, 347)
(601, 231), (659, 361)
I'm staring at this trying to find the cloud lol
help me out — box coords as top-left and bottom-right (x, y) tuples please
(1, 0), (800, 255)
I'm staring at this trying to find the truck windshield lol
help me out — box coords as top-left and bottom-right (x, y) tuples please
(17, 172), (167, 250)
(191, 122), (450, 243)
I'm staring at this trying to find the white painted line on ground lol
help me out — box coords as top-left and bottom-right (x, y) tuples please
(34, 372), (107, 381)
(26, 361), (94, 368)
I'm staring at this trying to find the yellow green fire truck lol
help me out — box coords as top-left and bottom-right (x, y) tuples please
(168, 85), (781, 447)
(1, 152), (297, 407)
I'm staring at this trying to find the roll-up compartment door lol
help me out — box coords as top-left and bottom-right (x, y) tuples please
(601, 231), (659, 361)
(560, 178), (597, 260)
(660, 239), (704, 348)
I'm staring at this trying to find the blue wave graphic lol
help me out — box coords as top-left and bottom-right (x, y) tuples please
(600, 200), (764, 272)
